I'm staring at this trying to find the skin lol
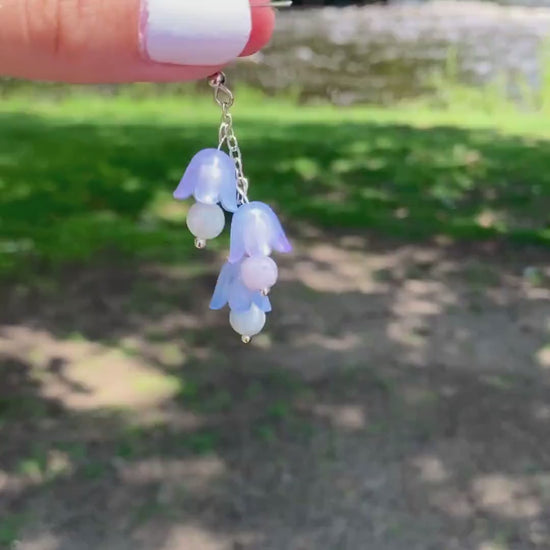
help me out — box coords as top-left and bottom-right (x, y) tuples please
(0, 0), (275, 82)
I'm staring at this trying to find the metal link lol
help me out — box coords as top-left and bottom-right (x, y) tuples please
(209, 72), (249, 204)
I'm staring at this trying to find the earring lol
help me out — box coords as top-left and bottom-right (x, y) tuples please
(173, 72), (292, 343)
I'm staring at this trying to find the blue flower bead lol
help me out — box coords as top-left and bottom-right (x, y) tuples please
(173, 148), (238, 212)
(210, 261), (272, 313)
(229, 201), (292, 263)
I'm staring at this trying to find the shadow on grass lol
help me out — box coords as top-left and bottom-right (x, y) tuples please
(1, 110), (550, 548)
(2, 359), (550, 549)
(1, 238), (550, 548)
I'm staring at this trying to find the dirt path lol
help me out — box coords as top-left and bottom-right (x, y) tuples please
(1, 234), (549, 550)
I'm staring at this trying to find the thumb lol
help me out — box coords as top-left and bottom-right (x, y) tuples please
(0, 0), (274, 83)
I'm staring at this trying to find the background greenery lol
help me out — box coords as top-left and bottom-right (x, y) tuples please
(1, 71), (550, 280)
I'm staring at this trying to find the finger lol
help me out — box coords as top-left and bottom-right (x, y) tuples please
(0, 0), (275, 83)
(241, 2), (276, 57)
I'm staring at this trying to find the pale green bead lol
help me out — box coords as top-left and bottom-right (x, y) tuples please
(229, 303), (266, 337)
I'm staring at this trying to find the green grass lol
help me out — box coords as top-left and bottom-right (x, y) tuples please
(0, 512), (27, 547)
(1, 91), (549, 278)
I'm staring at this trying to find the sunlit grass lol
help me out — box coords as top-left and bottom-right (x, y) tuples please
(1, 90), (549, 279)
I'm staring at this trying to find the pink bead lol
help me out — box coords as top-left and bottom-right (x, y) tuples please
(240, 256), (278, 291)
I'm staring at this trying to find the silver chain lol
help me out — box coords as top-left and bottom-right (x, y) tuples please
(208, 72), (249, 205)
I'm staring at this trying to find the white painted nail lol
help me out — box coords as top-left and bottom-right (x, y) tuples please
(140, 0), (252, 66)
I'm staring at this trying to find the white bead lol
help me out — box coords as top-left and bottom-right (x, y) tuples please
(240, 256), (278, 291)
(230, 303), (266, 337)
(186, 202), (225, 240)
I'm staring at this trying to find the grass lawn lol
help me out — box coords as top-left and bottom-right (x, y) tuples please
(1, 91), (549, 278)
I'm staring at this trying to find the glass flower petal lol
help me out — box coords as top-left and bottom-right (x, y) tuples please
(173, 148), (238, 212)
(209, 261), (239, 310)
(229, 201), (292, 263)
(209, 260), (272, 313)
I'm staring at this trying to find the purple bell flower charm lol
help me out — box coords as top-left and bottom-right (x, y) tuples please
(223, 201), (291, 342)
(210, 261), (272, 314)
(174, 148), (238, 212)
(210, 260), (272, 344)
(173, 148), (238, 249)
(174, 72), (292, 343)
(229, 202), (292, 263)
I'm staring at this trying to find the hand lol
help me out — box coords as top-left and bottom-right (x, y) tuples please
(0, 0), (274, 83)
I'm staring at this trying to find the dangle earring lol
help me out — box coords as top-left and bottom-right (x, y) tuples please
(173, 72), (292, 343)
